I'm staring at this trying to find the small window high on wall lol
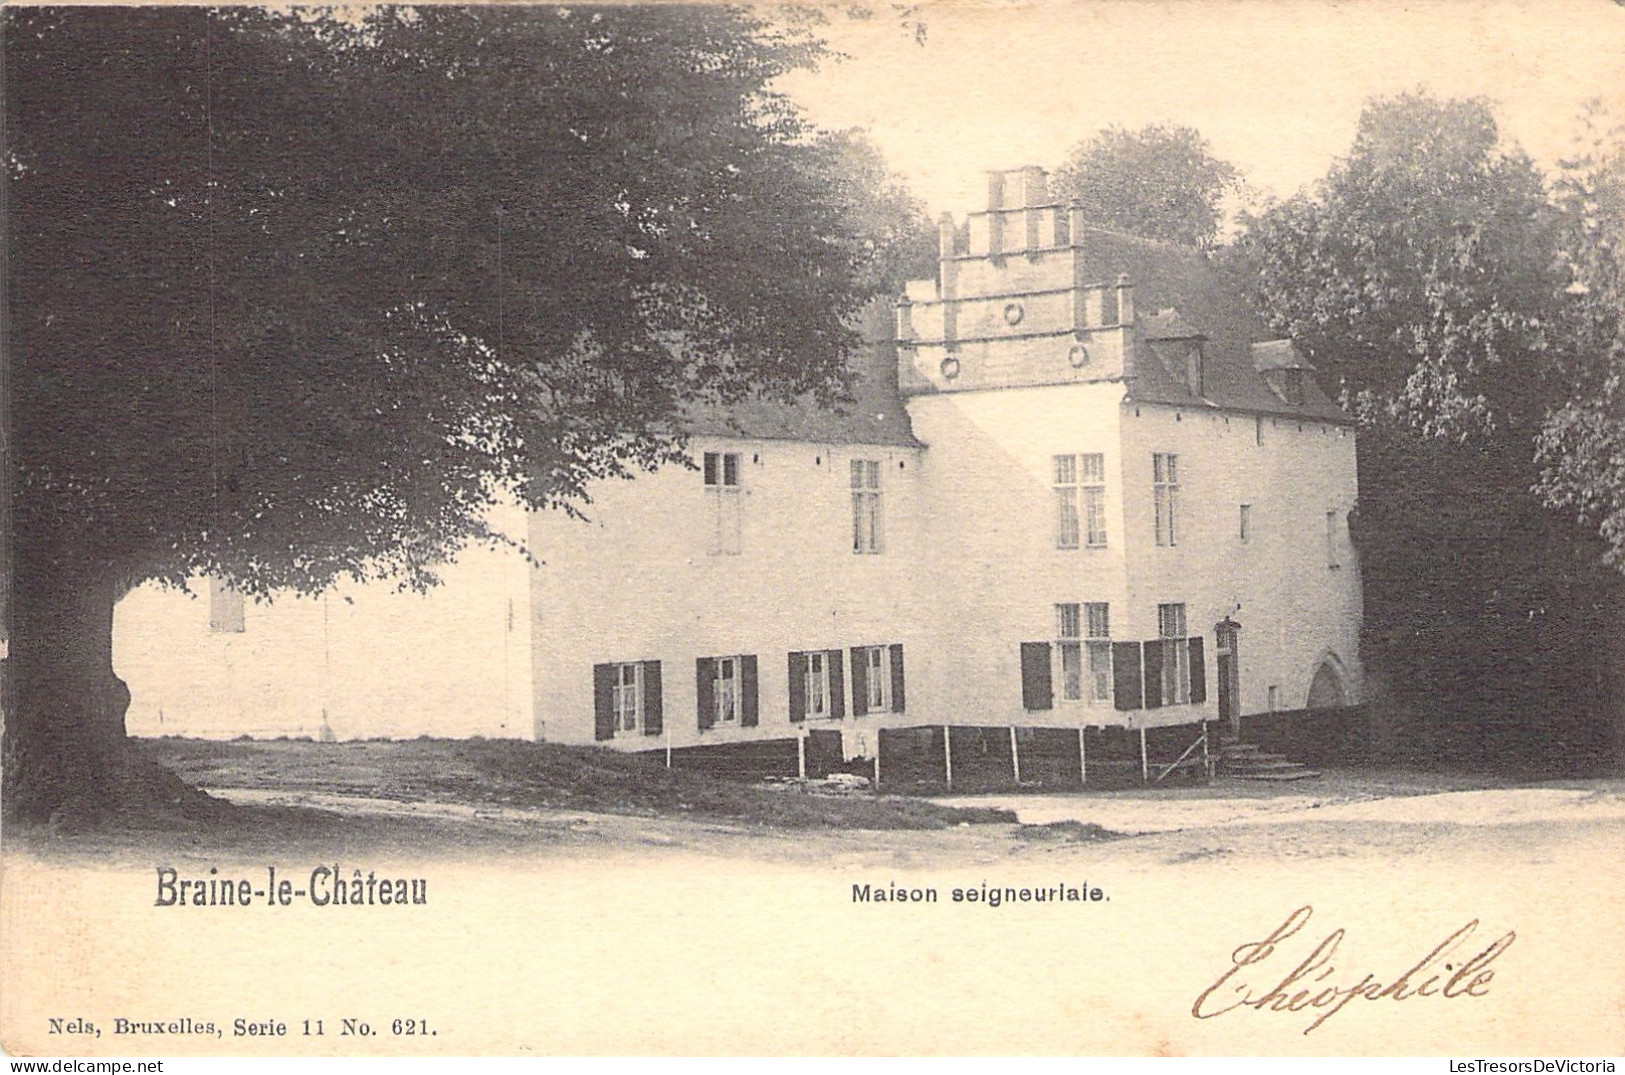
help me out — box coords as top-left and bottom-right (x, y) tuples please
(209, 577), (245, 634)
(704, 451), (742, 555)
(851, 459), (882, 554)
(1153, 453), (1180, 546)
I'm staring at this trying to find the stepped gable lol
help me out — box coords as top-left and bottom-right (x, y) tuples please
(1074, 227), (1350, 424)
(679, 298), (921, 448)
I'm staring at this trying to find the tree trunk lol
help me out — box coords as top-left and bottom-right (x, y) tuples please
(2, 560), (212, 825)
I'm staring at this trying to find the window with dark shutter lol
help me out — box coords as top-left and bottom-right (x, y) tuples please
(1142, 640), (1164, 708)
(827, 650), (846, 719)
(741, 655), (759, 727)
(850, 647), (870, 716)
(1187, 638), (1206, 705)
(1020, 642), (1053, 711)
(788, 652), (808, 723)
(696, 657), (716, 729)
(593, 663), (616, 741)
(642, 660), (663, 735)
(889, 644), (905, 713)
(1112, 642), (1142, 710)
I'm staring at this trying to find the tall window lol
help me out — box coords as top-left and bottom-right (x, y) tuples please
(1057, 602), (1112, 705)
(704, 451), (742, 555)
(804, 650), (829, 719)
(1239, 504), (1252, 544)
(1085, 603), (1112, 704)
(1326, 510), (1340, 569)
(1153, 453), (1180, 546)
(851, 459), (882, 554)
(613, 663), (643, 733)
(1054, 454), (1106, 549)
(863, 646), (886, 711)
(1158, 602), (1190, 705)
(1057, 603), (1083, 701)
(713, 655), (740, 725)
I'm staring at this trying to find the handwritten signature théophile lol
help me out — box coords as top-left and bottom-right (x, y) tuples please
(1192, 905), (1516, 1034)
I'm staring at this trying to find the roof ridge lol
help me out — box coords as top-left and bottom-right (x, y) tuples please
(1069, 223), (1206, 256)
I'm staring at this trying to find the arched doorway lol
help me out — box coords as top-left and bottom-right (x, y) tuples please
(1307, 656), (1347, 710)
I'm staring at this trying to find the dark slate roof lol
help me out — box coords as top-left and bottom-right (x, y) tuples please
(678, 299), (921, 447)
(1075, 228), (1350, 423)
(1251, 339), (1311, 371)
(1142, 308), (1204, 340)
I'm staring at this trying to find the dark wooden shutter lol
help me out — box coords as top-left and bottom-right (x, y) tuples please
(827, 650), (846, 719)
(642, 660), (663, 736)
(593, 663), (615, 741)
(1112, 642), (1142, 711)
(696, 657), (716, 730)
(889, 644), (906, 713)
(850, 647), (870, 716)
(1020, 642), (1053, 711)
(788, 652), (807, 723)
(1143, 640), (1164, 709)
(741, 655), (759, 727)
(1188, 637), (1206, 705)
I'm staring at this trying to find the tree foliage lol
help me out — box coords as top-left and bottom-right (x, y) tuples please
(7, 6), (872, 597)
(1233, 93), (1557, 440)
(1053, 123), (1242, 248)
(2, 6), (890, 819)
(1231, 91), (1624, 769)
(800, 128), (938, 296)
(1535, 104), (1625, 571)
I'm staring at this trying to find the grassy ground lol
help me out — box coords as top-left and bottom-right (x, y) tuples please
(139, 735), (1019, 832)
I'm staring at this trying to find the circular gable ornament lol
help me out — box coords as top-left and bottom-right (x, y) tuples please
(1003, 302), (1025, 326)
(940, 355), (962, 381)
(1067, 344), (1090, 368)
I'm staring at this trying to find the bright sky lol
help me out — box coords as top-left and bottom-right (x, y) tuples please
(777, 0), (1625, 217)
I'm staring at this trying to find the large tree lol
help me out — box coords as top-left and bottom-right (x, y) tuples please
(3, 7), (877, 823)
(800, 128), (938, 296)
(1231, 91), (1625, 769)
(1053, 123), (1242, 248)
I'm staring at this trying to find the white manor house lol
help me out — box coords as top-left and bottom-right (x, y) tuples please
(119, 167), (1364, 784)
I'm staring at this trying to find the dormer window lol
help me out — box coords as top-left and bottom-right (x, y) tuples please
(1265, 368), (1305, 406)
(1143, 308), (1206, 397)
(1251, 340), (1313, 407)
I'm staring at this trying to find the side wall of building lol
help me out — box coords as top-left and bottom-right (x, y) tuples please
(1119, 402), (1362, 720)
(528, 436), (926, 752)
(119, 506), (533, 741)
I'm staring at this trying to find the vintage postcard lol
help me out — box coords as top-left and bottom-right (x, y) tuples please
(3, 0), (1623, 1059)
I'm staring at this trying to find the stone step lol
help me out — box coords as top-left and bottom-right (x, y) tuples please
(1214, 738), (1319, 780)
(1233, 768), (1322, 781)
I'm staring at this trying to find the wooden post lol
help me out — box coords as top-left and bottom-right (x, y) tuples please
(1078, 726), (1087, 787)
(1201, 724), (1210, 779)
(797, 730), (807, 781)
(1009, 725), (1022, 787)
(874, 731), (881, 790)
(943, 726), (954, 791)
(665, 719), (673, 770)
(1140, 726), (1149, 783)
